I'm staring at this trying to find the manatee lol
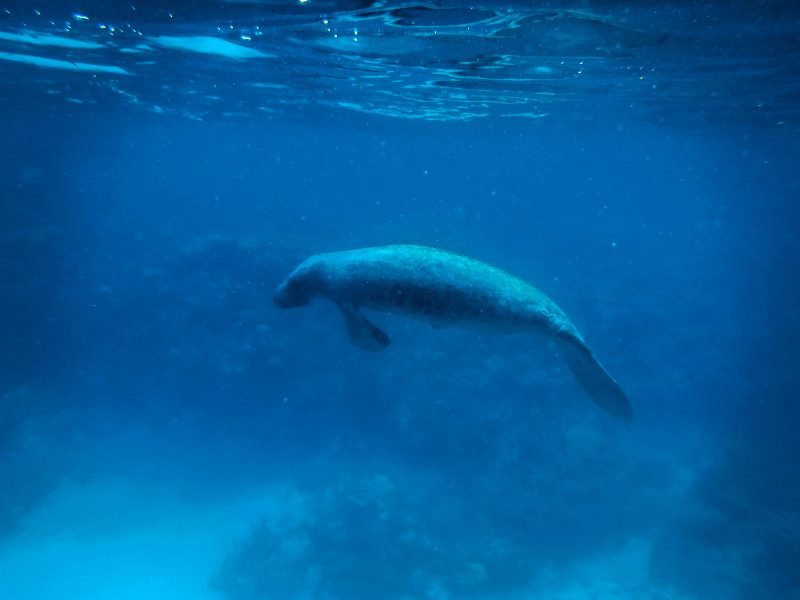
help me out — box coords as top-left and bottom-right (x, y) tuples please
(273, 245), (632, 420)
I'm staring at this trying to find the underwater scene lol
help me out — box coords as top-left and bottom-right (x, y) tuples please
(1, 1), (799, 598)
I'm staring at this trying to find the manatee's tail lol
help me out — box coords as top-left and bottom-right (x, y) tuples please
(557, 334), (633, 421)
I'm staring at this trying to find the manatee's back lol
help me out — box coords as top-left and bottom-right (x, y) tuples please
(318, 245), (573, 332)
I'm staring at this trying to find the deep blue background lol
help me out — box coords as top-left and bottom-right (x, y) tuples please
(2, 106), (799, 597)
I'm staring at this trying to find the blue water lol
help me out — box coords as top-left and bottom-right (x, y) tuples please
(1, 1), (799, 598)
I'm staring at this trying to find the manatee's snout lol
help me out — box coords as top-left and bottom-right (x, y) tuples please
(273, 280), (296, 308)
(273, 277), (311, 308)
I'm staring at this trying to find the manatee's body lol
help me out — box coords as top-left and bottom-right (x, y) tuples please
(274, 245), (632, 420)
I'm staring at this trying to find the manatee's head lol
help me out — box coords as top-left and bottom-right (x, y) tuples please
(273, 258), (323, 308)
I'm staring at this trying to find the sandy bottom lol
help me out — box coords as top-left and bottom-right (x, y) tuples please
(0, 478), (684, 600)
(0, 479), (301, 600)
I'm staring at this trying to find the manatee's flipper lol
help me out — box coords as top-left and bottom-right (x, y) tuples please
(557, 335), (633, 421)
(339, 303), (391, 352)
